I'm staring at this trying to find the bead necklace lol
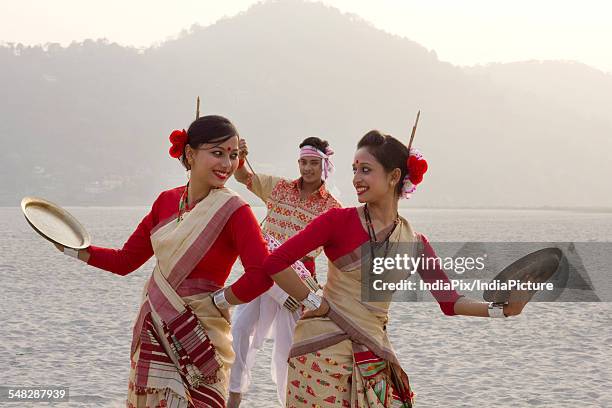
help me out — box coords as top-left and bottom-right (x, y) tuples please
(177, 182), (207, 224)
(363, 203), (400, 262)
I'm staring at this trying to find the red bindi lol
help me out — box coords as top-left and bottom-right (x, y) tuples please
(227, 147), (231, 152)
(355, 160), (359, 164)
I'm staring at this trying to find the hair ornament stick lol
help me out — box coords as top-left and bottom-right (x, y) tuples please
(402, 110), (428, 199)
(407, 110), (420, 153)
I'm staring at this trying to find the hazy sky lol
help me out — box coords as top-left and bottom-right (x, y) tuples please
(1, 0), (611, 73)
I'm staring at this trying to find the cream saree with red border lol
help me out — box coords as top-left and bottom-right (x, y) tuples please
(126, 187), (245, 408)
(286, 213), (419, 408)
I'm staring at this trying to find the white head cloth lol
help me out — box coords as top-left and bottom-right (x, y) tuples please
(299, 144), (335, 181)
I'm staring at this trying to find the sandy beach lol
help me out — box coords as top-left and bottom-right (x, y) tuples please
(1, 207), (611, 407)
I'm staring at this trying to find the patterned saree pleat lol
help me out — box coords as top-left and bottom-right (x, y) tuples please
(162, 304), (222, 386)
(135, 313), (185, 394)
(353, 347), (414, 408)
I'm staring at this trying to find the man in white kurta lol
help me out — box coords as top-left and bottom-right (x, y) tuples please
(228, 139), (341, 407)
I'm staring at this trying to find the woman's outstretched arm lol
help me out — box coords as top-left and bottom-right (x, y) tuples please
(226, 208), (339, 305)
(54, 194), (162, 275)
(419, 235), (525, 317)
(453, 293), (526, 317)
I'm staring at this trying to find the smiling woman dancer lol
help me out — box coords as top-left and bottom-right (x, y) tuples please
(53, 115), (274, 408)
(253, 130), (529, 407)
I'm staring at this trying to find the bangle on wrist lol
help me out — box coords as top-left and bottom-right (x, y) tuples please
(283, 296), (300, 312)
(301, 291), (322, 311)
(488, 301), (508, 318)
(213, 288), (232, 309)
(63, 247), (79, 259)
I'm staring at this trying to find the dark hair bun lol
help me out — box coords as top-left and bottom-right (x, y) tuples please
(299, 137), (329, 153)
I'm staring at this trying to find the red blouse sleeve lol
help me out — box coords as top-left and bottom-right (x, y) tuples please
(417, 234), (464, 316)
(86, 194), (160, 276)
(263, 208), (339, 275)
(228, 205), (274, 302)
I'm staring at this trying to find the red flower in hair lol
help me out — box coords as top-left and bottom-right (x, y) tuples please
(407, 155), (428, 185)
(169, 129), (188, 158)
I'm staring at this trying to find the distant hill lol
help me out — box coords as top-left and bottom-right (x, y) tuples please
(2, 0), (611, 207)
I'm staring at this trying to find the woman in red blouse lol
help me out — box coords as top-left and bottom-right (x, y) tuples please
(53, 115), (274, 408)
(248, 130), (530, 407)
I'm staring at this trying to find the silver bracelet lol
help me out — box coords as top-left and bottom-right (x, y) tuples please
(301, 291), (322, 311)
(488, 302), (508, 318)
(283, 296), (300, 313)
(63, 247), (79, 259)
(212, 288), (231, 309)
